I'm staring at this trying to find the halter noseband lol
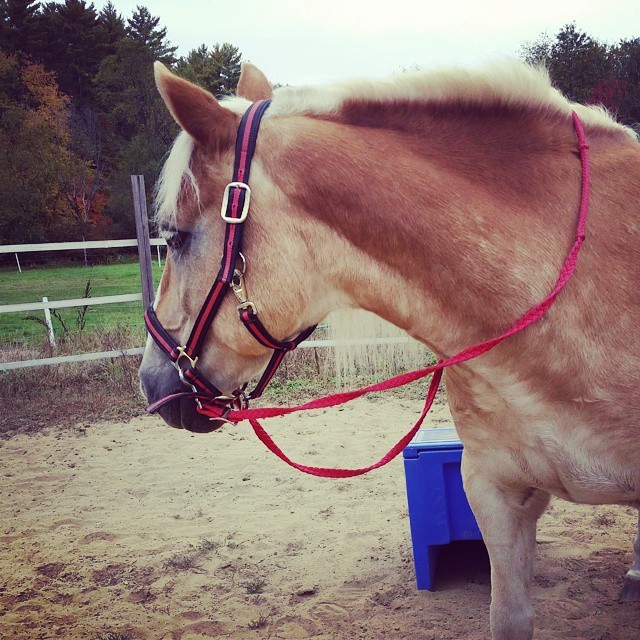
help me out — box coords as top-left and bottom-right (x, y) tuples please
(145, 100), (316, 421)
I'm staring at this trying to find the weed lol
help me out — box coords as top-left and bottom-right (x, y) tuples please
(164, 552), (203, 572)
(75, 280), (92, 332)
(164, 539), (220, 572)
(247, 614), (269, 630)
(199, 539), (220, 553)
(24, 280), (92, 339)
(594, 512), (616, 527)
(244, 578), (267, 595)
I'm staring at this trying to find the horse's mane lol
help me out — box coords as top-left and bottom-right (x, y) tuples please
(155, 59), (637, 225)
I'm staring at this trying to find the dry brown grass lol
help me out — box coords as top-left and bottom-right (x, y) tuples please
(1, 314), (435, 437)
(0, 326), (145, 436)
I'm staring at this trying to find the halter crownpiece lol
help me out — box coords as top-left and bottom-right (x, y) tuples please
(145, 99), (317, 422)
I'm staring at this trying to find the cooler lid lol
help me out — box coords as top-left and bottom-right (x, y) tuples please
(403, 426), (462, 458)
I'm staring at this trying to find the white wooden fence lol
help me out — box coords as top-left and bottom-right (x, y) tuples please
(0, 239), (166, 314)
(1, 176), (413, 372)
(0, 237), (165, 371)
(0, 176), (161, 371)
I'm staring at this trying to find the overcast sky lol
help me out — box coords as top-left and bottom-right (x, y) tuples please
(95, 0), (639, 85)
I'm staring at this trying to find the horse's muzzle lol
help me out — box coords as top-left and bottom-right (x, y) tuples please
(139, 364), (226, 433)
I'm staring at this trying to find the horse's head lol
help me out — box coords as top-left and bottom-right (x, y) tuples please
(139, 63), (340, 432)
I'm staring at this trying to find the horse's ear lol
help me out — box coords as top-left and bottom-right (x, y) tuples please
(237, 62), (273, 101)
(154, 61), (236, 149)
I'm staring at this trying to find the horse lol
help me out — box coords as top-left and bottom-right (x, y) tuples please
(138, 59), (640, 639)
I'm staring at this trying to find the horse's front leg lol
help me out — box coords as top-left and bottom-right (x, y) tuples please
(621, 512), (640, 600)
(462, 453), (550, 640)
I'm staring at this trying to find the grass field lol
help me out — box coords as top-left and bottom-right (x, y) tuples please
(0, 258), (164, 347)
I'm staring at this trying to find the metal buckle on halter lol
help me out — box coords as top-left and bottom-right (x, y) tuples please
(220, 182), (251, 223)
(237, 301), (258, 314)
(214, 388), (249, 411)
(174, 346), (198, 370)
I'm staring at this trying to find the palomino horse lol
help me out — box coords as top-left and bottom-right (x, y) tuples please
(139, 60), (640, 639)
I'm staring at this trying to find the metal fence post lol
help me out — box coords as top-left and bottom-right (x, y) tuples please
(131, 175), (155, 310)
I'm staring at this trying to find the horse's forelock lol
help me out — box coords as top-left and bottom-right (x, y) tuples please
(154, 131), (199, 227)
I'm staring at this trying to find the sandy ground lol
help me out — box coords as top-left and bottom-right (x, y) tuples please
(1, 393), (639, 640)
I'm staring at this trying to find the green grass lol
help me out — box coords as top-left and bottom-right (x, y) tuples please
(0, 257), (164, 347)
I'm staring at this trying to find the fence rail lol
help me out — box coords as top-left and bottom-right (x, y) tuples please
(0, 336), (412, 371)
(0, 293), (143, 315)
(0, 238), (165, 254)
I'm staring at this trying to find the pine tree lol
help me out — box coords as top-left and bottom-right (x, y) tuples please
(176, 42), (242, 96)
(0, 0), (42, 57)
(37, 0), (103, 103)
(126, 5), (177, 64)
(97, 1), (126, 56)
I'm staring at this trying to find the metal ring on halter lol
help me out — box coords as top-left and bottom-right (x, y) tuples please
(209, 385), (248, 423)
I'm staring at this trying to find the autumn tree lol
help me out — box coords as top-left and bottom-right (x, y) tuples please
(0, 52), (73, 242)
(612, 37), (640, 125)
(65, 104), (109, 238)
(521, 24), (640, 128)
(521, 24), (614, 104)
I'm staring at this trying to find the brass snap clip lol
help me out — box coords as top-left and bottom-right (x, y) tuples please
(230, 255), (258, 314)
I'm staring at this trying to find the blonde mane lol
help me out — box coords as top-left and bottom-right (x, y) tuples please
(155, 59), (637, 225)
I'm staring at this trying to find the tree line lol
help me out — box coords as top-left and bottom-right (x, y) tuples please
(520, 24), (639, 126)
(0, 0), (241, 245)
(1, 5), (638, 247)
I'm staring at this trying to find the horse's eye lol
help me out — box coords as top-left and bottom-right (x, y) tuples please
(160, 228), (190, 252)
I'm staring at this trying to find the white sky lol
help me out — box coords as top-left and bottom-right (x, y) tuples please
(96, 0), (639, 85)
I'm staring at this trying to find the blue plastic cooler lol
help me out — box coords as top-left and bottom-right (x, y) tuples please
(403, 426), (483, 590)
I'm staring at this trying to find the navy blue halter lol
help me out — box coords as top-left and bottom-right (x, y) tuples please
(145, 100), (316, 419)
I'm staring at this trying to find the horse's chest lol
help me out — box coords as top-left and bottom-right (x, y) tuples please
(449, 379), (640, 505)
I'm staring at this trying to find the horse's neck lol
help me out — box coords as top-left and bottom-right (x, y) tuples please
(281, 110), (583, 355)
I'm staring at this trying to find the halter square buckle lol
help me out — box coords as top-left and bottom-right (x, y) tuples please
(221, 182), (251, 223)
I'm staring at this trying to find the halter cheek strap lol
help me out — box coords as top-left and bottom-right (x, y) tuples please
(145, 100), (317, 415)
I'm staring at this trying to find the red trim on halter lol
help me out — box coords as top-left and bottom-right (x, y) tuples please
(185, 279), (226, 356)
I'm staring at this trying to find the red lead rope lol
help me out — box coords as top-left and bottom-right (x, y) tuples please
(196, 111), (591, 478)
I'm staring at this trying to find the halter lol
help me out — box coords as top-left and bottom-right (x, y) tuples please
(145, 100), (316, 421)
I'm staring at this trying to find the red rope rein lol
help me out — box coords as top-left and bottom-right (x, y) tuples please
(196, 111), (591, 478)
